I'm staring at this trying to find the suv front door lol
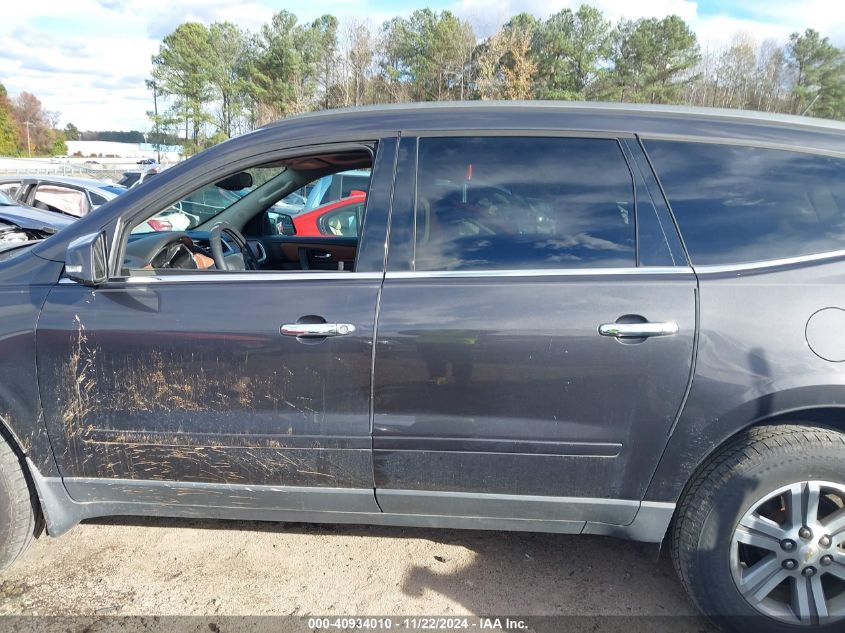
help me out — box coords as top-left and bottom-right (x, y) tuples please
(373, 134), (696, 530)
(35, 139), (397, 513)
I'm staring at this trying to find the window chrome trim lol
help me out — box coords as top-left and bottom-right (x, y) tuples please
(59, 272), (384, 285)
(639, 133), (845, 160)
(694, 249), (845, 274)
(385, 267), (692, 279)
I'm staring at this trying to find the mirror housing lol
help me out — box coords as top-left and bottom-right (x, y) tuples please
(65, 231), (108, 286)
(215, 172), (253, 191)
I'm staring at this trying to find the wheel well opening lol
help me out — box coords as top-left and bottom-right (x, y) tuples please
(663, 407), (845, 551)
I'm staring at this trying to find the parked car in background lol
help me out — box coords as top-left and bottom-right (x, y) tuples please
(251, 170), (371, 238)
(0, 176), (181, 233)
(0, 176), (124, 218)
(1, 103), (845, 633)
(300, 169), (371, 213)
(286, 190), (367, 237)
(118, 167), (159, 189)
(0, 190), (73, 250)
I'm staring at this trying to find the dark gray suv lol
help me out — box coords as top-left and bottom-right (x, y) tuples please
(0, 103), (843, 632)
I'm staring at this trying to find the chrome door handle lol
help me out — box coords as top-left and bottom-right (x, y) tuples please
(281, 323), (356, 337)
(598, 322), (679, 338)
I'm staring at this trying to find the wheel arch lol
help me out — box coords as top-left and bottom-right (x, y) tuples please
(0, 413), (29, 460)
(655, 401), (845, 545)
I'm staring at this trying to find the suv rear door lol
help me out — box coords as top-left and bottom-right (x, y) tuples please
(372, 134), (696, 530)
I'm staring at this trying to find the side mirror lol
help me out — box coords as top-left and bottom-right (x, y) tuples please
(65, 231), (108, 286)
(268, 212), (296, 236)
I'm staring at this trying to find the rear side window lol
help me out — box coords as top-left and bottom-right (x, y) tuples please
(90, 192), (109, 206)
(646, 140), (845, 265)
(414, 137), (636, 271)
(33, 185), (89, 217)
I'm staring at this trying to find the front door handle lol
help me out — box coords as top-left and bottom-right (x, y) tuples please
(598, 321), (679, 338)
(281, 323), (356, 337)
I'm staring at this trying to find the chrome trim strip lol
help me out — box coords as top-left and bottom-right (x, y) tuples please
(639, 133), (845, 159)
(59, 272), (385, 285)
(694, 249), (845, 274)
(385, 267), (692, 279)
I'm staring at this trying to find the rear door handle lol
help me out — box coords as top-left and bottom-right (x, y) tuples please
(281, 323), (356, 337)
(598, 322), (679, 338)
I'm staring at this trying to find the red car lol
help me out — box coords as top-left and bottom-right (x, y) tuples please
(288, 190), (366, 237)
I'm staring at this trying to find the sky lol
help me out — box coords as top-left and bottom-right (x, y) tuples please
(1, 0), (845, 133)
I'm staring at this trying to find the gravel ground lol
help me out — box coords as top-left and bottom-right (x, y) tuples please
(0, 516), (719, 632)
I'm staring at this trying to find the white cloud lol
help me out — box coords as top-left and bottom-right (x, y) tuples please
(454, 0), (698, 36)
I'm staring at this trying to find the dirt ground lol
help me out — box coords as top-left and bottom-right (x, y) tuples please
(0, 516), (719, 632)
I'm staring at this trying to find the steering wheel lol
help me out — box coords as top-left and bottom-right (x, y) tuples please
(209, 223), (259, 271)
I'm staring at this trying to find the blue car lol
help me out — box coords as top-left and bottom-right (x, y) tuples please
(0, 191), (73, 251)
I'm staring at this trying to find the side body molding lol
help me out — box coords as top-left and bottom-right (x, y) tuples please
(26, 458), (675, 542)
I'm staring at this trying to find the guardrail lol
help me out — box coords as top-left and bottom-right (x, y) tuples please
(0, 163), (133, 183)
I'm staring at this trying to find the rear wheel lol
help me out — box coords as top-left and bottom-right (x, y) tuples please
(0, 434), (38, 570)
(673, 425), (845, 632)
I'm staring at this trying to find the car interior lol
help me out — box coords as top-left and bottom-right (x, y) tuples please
(121, 149), (373, 276)
(32, 184), (90, 217)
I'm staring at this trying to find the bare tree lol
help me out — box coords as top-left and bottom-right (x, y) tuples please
(345, 20), (374, 106)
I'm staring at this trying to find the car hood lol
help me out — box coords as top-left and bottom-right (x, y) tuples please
(0, 204), (75, 233)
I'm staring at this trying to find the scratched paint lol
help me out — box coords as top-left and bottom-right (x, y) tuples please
(36, 280), (381, 489)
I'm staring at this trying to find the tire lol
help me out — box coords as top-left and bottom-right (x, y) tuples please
(672, 424), (845, 633)
(0, 434), (37, 571)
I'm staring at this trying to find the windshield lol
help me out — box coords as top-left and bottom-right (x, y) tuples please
(0, 191), (16, 206)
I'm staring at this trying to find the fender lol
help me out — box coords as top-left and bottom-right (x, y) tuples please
(0, 251), (65, 477)
(646, 381), (845, 504)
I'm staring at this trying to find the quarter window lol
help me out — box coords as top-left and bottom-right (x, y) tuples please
(414, 137), (636, 271)
(645, 140), (845, 265)
(0, 182), (20, 198)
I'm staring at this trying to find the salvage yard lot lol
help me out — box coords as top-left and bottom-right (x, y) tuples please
(0, 518), (714, 632)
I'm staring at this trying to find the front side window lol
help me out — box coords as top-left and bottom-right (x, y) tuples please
(121, 148), (373, 275)
(131, 166), (287, 234)
(414, 137), (636, 271)
(645, 140), (845, 266)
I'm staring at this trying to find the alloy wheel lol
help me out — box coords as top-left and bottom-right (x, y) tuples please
(730, 481), (845, 625)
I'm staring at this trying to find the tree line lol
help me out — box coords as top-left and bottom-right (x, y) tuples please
(0, 89), (185, 157)
(0, 85), (67, 157)
(149, 5), (845, 154)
